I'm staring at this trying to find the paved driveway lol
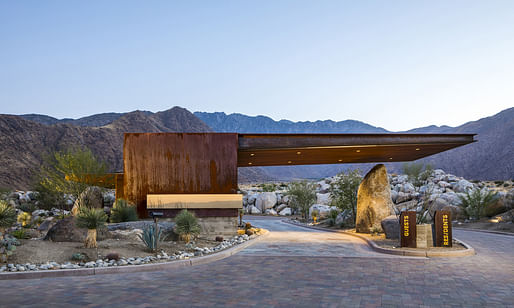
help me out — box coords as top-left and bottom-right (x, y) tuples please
(0, 216), (512, 307)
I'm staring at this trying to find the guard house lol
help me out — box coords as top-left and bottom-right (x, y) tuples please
(98, 133), (475, 238)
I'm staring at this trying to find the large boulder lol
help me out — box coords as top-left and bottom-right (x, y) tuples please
(381, 215), (399, 239)
(249, 205), (261, 214)
(71, 186), (104, 216)
(355, 164), (394, 233)
(309, 204), (333, 219)
(255, 192), (278, 212)
(316, 193), (331, 205)
(44, 216), (110, 242)
(279, 207), (292, 216)
(453, 180), (474, 193)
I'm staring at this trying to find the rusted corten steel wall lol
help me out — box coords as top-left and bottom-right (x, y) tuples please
(123, 133), (239, 218)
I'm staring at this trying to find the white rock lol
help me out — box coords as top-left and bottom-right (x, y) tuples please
(454, 180), (474, 193)
(265, 208), (277, 215)
(316, 193), (332, 205)
(247, 194), (257, 205)
(279, 208), (292, 216)
(401, 183), (415, 194)
(255, 192), (277, 211)
(276, 203), (288, 212)
(249, 205), (261, 214)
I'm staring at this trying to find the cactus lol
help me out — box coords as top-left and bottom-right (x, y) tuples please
(138, 224), (165, 252)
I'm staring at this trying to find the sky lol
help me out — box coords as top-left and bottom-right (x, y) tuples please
(0, 1), (513, 131)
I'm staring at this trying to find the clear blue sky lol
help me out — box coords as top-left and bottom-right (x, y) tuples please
(1, 1), (513, 131)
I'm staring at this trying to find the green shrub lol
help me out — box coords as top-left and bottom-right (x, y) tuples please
(0, 200), (17, 231)
(174, 209), (201, 243)
(260, 183), (277, 192)
(287, 181), (316, 219)
(139, 224), (165, 252)
(494, 180), (504, 186)
(402, 162), (433, 187)
(330, 169), (362, 223)
(110, 199), (138, 223)
(458, 189), (499, 220)
(11, 229), (29, 239)
(0, 235), (20, 262)
(32, 182), (69, 210)
(17, 202), (37, 213)
(76, 207), (108, 230)
(71, 252), (87, 261)
(327, 209), (339, 227)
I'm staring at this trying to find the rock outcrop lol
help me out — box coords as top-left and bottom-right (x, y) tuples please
(355, 164), (394, 233)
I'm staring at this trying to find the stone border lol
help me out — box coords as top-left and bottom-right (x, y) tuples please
(283, 220), (475, 258)
(0, 230), (270, 280)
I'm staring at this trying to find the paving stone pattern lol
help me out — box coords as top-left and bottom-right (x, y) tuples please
(0, 216), (512, 307)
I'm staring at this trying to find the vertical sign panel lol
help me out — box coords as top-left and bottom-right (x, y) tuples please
(400, 211), (417, 248)
(434, 211), (452, 247)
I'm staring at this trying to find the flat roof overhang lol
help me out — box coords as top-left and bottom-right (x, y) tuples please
(237, 133), (476, 167)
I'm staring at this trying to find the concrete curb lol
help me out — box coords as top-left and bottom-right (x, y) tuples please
(0, 230), (270, 280)
(282, 220), (475, 258)
(454, 227), (514, 236)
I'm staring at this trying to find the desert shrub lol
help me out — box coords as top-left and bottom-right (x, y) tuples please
(327, 209), (339, 227)
(139, 224), (165, 252)
(17, 202), (37, 213)
(17, 212), (31, 228)
(0, 200), (17, 231)
(330, 169), (362, 223)
(402, 162), (433, 187)
(260, 183), (277, 192)
(11, 229), (29, 239)
(76, 207), (108, 248)
(71, 252), (87, 262)
(311, 209), (319, 220)
(458, 189), (499, 220)
(110, 199), (138, 223)
(32, 182), (69, 210)
(0, 235), (20, 262)
(287, 181), (316, 219)
(494, 180), (504, 186)
(35, 147), (107, 202)
(174, 209), (201, 243)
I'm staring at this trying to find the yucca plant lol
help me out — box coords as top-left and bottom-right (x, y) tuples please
(76, 207), (107, 248)
(174, 209), (201, 243)
(458, 188), (498, 220)
(0, 200), (16, 233)
(110, 199), (138, 223)
(138, 224), (165, 252)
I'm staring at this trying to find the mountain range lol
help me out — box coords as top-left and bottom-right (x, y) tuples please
(0, 106), (511, 189)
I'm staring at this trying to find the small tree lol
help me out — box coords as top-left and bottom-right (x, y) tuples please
(330, 169), (362, 223)
(402, 162), (433, 188)
(35, 147), (107, 206)
(458, 189), (498, 220)
(76, 207), (108, 248)
(175, 209), (201, 243)
(287, 181), (316, 219)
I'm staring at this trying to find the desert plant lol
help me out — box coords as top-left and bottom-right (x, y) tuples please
(0, 200), (17, 233)
(75, 207), (108, 248)
(17, 212), (32, 227)
(138, 224), (165, 252)
(32, 182), (68, 210)
(287, 181), (316, 219)
(0, 235), (20, 263)
(458, 189), (499, 220)
(327, 209), (339, 227)
(174, 209), (201, 243)
(35, 147), (107, 203)
(71, 252), (87, 262)
(402, 162), (433, 188)
(110, 199), (138, 223)
(330, 169), (362, 223)
(311, 209), (319, 223)
(260, 183), (277, 192)
(11, 229), (29, 239)
(16, 202), (37, 214)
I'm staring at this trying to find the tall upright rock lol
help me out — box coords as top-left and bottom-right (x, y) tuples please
(355, 164), (394, 233)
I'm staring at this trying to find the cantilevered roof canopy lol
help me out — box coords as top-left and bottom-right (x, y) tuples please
(237, 133), (476, 167)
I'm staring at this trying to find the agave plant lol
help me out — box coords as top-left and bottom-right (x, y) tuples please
(110, 199), (138, 223)
(138, 224), (165, 252)
(174, 209), (201, 243)
(76, 207), (108, 248)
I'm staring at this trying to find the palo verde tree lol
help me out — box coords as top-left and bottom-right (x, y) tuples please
(35, 147), (107, 208)
(287, 181), (316, 219)
(329, 169), (362, 223)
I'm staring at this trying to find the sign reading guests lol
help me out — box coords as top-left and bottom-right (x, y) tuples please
(434, 211), (452, 247)
(400, 211), (416, 248)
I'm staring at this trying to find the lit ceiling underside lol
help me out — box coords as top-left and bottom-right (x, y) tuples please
(237, 134), (476, 167)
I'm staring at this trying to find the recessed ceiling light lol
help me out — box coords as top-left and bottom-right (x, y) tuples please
(248, 162), (252, 165)
(250, 153), (255, 156)
(296, 151), (301, 155)
(287, 161), (292, 164)
(338, 159), (343, 162)
(355, 150), (361, 153)
(389, 157), (393, 160)
(415, 148), (420, 151)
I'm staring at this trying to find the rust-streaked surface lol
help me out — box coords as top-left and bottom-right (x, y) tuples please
(64, 173), (119, 189)
(147, 194), (242, 209)
(434, 210), (452, 247)
(147, 209), (238, 218)
(237, 134), (475, 166)
(124, 133), (238, 217)
(114, 173), (124, 200)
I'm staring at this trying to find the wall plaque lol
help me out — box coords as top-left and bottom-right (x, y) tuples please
(434, 210), (452, 247)
(400, 211), (416, 248)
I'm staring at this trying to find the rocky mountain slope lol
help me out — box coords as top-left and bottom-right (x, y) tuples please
(0, 107), (211, 189)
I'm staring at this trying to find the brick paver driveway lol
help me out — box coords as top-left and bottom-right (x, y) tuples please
(0, 216), (513, 307)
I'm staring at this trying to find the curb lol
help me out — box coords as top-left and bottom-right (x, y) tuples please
(454, 227), (514, 236)
(0, 230), (270, 280)
(282, 220), (475, 258)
